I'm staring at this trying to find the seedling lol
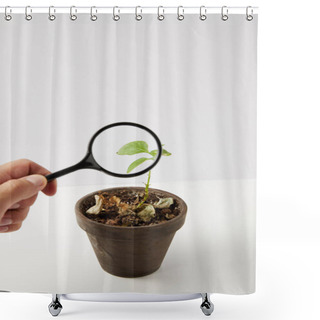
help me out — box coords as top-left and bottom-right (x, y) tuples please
(116, 141), (171, 208)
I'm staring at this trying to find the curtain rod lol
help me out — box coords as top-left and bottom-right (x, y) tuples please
(0, 6), (259, 14)
(0, 6), (259, 9)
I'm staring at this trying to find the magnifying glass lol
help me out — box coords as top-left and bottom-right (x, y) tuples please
(45, 122), (162, 182)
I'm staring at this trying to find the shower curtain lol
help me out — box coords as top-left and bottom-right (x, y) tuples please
(0, 7), (257, 294)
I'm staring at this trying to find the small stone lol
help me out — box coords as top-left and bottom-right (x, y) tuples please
(165, 213), (175, 220)
(106, 219), (118, 226)
(161, 208), (171, 215)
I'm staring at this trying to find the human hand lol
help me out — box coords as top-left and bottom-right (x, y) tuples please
(0, 159), (57, 233)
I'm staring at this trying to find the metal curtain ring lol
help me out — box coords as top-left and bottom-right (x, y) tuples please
(25, 6), (32, 21)
(70, 6), (77, 21)
(4, 6), (12, 21)
(135, 6), (142, 21)
(177, 6), (184, 21)
(113, 6), (120, 21)
(91, 6), (97, 21)
(49, 6), (56, 21)
(200, 6), (207, 21)
(157, 6), (164, 21)
(246, 6), (254, 21)
(221, 6), (228, 21)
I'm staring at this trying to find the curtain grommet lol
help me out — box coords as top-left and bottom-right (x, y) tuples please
(246, 6), (254, 21)
(221, 6), (228, 21)
(25, 6), (32, 21)
(48, 6), (56, 21)
(4, 6), (12, 21)
(113, 6), (120, 21)
(177, 6), (184, 21)
(70, 6), (77, 21)
(157, 6), (165, 21)
(200, 6), (207, 21)
(90, 6), (98, 21)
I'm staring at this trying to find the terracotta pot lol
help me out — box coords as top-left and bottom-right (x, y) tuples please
(75, 187), (187, 278)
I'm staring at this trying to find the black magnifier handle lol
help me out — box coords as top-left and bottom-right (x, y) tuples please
(45, 164), (80, 182)
(45, 153), (98, 182)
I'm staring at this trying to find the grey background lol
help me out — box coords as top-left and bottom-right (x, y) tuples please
(0, 13), (257, 186)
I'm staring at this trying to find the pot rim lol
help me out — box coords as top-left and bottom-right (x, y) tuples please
(75, 186), (187, 231)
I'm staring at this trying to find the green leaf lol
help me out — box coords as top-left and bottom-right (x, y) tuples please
(127, 157), (151, 173)
(162, 149), (172, 156)
(117, 141), (149, 155)
(149, 148), (172, 158)
(149, 150), (158, 157)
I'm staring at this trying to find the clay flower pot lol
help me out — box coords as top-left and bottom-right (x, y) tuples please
(75, 187), (187, 278)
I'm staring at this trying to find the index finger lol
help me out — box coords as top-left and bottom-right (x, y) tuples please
(0, 159), (57, 196)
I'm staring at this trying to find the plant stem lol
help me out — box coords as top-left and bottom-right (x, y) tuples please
(137, 170), (151, 209)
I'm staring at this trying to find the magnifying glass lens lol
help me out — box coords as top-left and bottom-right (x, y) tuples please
(92, 125), (159, 175)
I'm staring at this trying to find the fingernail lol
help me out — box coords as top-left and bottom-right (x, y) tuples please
(0, 218), (13, 226)
(0, 226), (9, 232)
(9, 203), (20, 209)
(25, 175), (46, 188)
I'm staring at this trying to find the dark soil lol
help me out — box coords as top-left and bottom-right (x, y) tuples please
(82, 188), (180, 227)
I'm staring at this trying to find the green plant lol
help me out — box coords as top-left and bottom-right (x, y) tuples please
(117, 141), (171, 208)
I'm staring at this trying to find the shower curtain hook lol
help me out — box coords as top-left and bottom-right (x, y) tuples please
(70, 6), (77, 21)
(25, 6), (32, 21)
(4, 6), (12, 21)
(113, 6), (120, 21)
(49, 6), (56, 21)
(135, 6), (142, 21)
(221, 6), (228, 21)
(90, 6), (98, 21)
(200, 6), (207, 21)
(157, 6), (165, 21)
(177, 6), (184, 21)
(246, 6), (254, 21)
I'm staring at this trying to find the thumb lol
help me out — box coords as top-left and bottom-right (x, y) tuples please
(0, 175), (47, 210)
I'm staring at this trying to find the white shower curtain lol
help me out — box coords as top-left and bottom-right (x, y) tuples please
(0, 9), (257, 294)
